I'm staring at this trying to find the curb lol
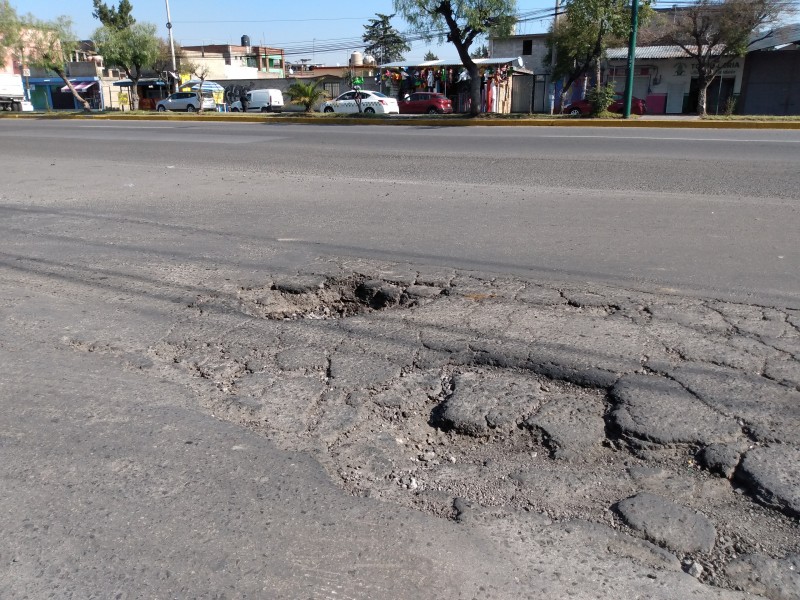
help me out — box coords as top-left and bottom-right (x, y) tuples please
(3, 112), (800, 129)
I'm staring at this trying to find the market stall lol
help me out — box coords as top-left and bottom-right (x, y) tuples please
(378, 57), (529, 114)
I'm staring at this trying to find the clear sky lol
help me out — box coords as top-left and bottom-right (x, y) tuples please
(16, 0), (556, 65)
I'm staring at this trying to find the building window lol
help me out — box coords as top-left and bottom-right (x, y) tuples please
(522, 40), (533, 55)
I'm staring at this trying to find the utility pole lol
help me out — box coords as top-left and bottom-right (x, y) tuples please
(622, 0), (639, 118)
(550, 0), (560, 114)
(165, 0), (178, 92)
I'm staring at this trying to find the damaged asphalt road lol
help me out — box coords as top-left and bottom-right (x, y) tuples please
(0, 121), (798, 599)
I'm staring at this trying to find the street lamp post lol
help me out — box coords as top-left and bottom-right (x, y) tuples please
(622, 0), (640, 118)
(165, 0), (178, 92)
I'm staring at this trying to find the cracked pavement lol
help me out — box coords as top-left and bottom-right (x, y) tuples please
(9, 255), (797, 598)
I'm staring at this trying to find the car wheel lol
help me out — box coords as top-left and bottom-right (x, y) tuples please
(363, 107), (375, 114)
(568, 108), (582, 116)
(157, 105), (166, 112)
(187, 105), (196, 112)
(323, 106), (334, 113)
(260, 107), (269, 113)
(231, 107), (239, 112)
(427, 107), (439, 114)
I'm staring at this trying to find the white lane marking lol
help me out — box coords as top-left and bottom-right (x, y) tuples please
(83, 125), (177, 129)
(529, 134), (800, 144)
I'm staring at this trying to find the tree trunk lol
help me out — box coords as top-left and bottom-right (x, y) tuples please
(55, 68), (92, 113)
(468, 64), (481, 116)
(696, 77), (708, 116)
(559, 88), (569, 114)
(129, 79), (140, 111)
(197, 79), (205, 114)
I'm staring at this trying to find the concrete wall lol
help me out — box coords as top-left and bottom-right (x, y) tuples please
(490, 35), (550, 73)
(739, 50), (800, 115)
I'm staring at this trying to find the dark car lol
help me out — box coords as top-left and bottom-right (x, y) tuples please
(398, 92), (453, 114)
(564, 94), (647, 116)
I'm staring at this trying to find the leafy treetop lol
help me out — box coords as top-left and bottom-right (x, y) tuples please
(92, 0), (135, 31)
(363, 13), (410, 64)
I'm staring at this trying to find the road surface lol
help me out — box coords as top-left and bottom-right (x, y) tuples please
(1, 119), (798, 600)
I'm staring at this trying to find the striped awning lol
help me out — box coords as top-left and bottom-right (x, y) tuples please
(59, 81), (98, 93)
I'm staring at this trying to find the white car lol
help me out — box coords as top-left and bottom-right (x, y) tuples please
(156, 92), (216, 112)
(230, 88), (284, 113)
(320, 90), (399, 115)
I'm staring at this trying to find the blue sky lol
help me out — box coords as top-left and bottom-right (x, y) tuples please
(16, 0), (555, 65)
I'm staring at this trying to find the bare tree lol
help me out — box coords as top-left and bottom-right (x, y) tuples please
(665, 0), (787, 115)
(181, 60), (211, 113)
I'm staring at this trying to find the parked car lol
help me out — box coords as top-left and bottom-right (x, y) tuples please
(398, 92), (453, 114)
(230, 88), (284, 113)
(564, 94), (647, 116)
(156, 91), (216, 112)
(320, 90), (399, 114)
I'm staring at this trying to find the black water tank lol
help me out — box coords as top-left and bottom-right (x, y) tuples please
(241, 35), (250, 47)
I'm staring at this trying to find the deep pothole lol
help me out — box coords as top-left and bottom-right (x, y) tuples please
(235, 274), (447, 321)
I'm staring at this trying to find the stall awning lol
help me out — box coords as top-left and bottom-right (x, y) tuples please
(380, 57), (525, 69)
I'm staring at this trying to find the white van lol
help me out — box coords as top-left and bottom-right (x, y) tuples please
(231, 88), (284, 113)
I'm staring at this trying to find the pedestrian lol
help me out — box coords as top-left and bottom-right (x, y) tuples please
(240, 88), (249, 113)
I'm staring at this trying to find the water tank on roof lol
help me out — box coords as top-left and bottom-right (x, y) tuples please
(363, 55), (376, 65)
(350, 51), (363, 67)
(241, 35), (250, 47)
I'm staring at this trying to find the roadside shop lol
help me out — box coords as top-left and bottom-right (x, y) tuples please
(112, 77), (169, 110)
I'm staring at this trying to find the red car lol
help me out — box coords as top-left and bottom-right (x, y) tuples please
(565, 94), (647, 116)
(398, 92), (453, 114)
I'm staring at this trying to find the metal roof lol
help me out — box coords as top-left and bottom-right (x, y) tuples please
(748, 23), (800, 52)
(606, 45), (709, 59)
(113, 78), (167, 87)
(607, 23), (800, 59)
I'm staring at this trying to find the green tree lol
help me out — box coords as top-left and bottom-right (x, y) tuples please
(423, 49), (439, 60)
(470, 43), (489, 58)
(547, 0), (651, 112)
(665, 0), (785, 115)
(0, 0), (21, 68)
(363, 13), (410, 65)
(394, 0), (516, 115)
(92, 0), (135, 31)
(286, 79), (329, 112)
(93, 21), (160, 110)
(23, 16), (92, 111)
